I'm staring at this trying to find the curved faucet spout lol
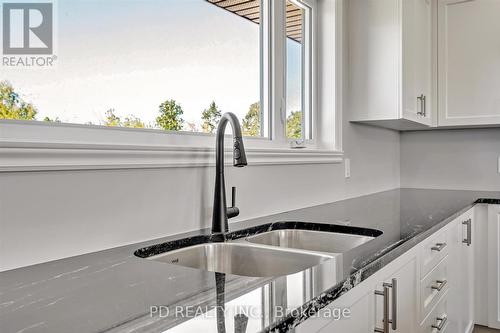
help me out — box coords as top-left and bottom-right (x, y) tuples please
(212, 112), (247, 236)
(215, 112), (247, 167)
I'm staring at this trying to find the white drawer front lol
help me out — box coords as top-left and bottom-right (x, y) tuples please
(420, 256), (449, 320)
(421, 291), (449, 333)
(420, 228), (449, 278)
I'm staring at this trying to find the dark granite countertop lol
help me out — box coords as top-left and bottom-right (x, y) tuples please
(1, 189), (499, 333)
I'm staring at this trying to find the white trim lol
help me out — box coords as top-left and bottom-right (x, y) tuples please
(260, 0), (272, 138)
(334, 0), (344, 151)
(0, 142), (343, 172)
(315, 0), (343, 152)
(270, 0), (286, 145)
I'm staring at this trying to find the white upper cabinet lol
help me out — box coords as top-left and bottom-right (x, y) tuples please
(348, 0), (500, 131)
(403, 0), (432, 126)
(437, 0), (500, 127)
(348, 0), (432, 130)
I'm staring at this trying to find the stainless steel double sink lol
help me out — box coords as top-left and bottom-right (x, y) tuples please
(144, 228), (378, 278)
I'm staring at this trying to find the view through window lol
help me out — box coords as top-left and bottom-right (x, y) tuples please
(1, 0), (311, 141)
(1, 0), (264, 136)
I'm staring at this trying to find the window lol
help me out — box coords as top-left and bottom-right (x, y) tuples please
(285, 0), (313, 141)
(1, 0), (264, 136)
(1, 0), (343, 170)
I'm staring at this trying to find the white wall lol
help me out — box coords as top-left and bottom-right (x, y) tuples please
(0, 121), (399, 272)
(401, 128), (500, 190)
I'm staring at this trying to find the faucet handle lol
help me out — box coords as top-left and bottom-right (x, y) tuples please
(231, 186), (236, 207)
(227, 186), (240, 219)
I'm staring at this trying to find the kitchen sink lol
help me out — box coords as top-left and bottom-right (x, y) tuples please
(137, 222), (381, 278)
(147, 242), (332, 277)
(245, 229), (375, 254)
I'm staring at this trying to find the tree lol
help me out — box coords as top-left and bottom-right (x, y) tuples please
(102, 109), (145, 128)
(0, 81), (37, 120)
(286, 111), (302, 139)
(103, 109), (121, 127)
(242, 102), (260, 137)
(156, 99), (184, 131)
(201, 101), (221, 133)
(122, 115), (145, 128)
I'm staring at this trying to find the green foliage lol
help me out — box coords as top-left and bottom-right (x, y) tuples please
(242, 102), (260, 137)
(156, 99), (184, 131)
(103, 109), (122, 127)
(201, 101), (222, 134)
(103, 109), (145, 128)
(122, 115), (145, 128)
(286, 111), (302, 139)
(0, 81), (37, 120)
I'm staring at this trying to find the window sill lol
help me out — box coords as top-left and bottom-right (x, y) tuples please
(0, 142), (343, 172)
(0, 120), (342, 172)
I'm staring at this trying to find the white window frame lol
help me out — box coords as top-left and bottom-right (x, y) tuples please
(0, 0), (344, 172)
(284, 0), (314, 143)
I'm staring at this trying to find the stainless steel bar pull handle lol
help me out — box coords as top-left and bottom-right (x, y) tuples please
(384, 279), (397, 330)
(374, 279), (397, 332)
(431, 279), (447, 292)
(417, 94), (425, 116)
(422, 95), (427, 117)
(463, 218), (472, 246)
(432, 316), (448, 331)
(374, 285), (390, 333)
(431, 243), (447, 252)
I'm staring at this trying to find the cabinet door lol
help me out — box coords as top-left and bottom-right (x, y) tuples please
(488, 205), (500, 329)
(448, 211), (475, 333)
(375, 257), (418, 333)
(316, 290), (375, 333)
(461, 213), (475, 333)
(438, 0), (500, 126)
(295, 286), (375, 333)
(402, 0), (432, 125)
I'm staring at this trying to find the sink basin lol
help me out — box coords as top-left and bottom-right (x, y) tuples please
(245, 229), (375, 254)
(148, 242), (332, 277)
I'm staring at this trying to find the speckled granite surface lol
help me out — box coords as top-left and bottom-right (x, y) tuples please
(1, 189), (499, 333)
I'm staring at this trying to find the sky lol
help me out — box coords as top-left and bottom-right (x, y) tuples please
(2, 0), (302, 129)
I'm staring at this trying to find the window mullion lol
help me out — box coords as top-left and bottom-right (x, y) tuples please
(261, 0), (271, 138)
(270, 0), (287, 145)
(301, 9), (307, 141)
